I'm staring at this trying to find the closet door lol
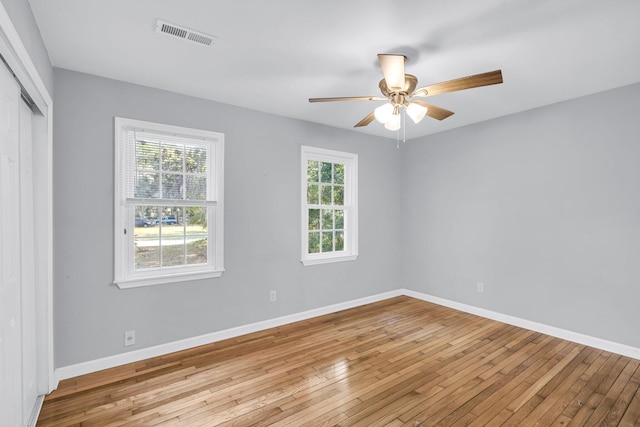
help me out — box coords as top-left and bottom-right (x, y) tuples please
(20, 97), (38, 424)
(0, 57), (23, 426)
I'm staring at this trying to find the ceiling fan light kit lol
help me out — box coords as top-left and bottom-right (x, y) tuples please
(384, 110), (401, 131)
(374, 103), (394, 124)
(405, 102), (427, 124)
(309, 53), (503, 133)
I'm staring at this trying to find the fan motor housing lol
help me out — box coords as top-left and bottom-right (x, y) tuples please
(379, 74), (418, 97)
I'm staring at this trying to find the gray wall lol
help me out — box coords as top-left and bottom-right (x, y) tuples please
(1, 0), (52, 94)
(4, 0), (640, 374)
(401, 82), (640, 348)
(53, 68), (402, 368)
(53, 65), (640, 368)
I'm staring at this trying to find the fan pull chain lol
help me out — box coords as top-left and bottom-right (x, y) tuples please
(396, 109), (407, 148)
(403, 111), (406, 144)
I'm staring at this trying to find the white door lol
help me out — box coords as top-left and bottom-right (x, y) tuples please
(20, 98), (38, 424)
(0, 57), (23, 426)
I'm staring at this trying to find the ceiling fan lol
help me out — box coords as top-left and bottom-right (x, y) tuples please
(309, 54), (503, 131)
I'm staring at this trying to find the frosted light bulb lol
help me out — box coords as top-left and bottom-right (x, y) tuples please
(374, 103), (394, 124)
(406, 102), (428, 124)
(384, 113), (401, 131)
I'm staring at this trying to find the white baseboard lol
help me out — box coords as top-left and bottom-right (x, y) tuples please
(402, 289), (640, 361)
(54, 287), (640, 385)
(54, 289), (403, 383)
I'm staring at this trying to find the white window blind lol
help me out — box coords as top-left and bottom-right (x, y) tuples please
(120, 129), (216, 204)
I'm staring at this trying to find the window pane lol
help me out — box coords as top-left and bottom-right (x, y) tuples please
(130, 206), (207, 269)
(320, 184), (332, 205)
(335, 231), (344, 251)
(307, 160), (319, 182)
(185, 175), (206, 200)
(162, 242), (185, 267)
(334, 209), (344, 229)
(321, 162), (332, 183)
(134, 206), (159, 269)
(322, 209), (333, 230)
(134, 205), (158, 225)
(334, 163), (345, 184)
(159, 206), (184, 267)
(185, 145), (207, 173)
(187, 238), (207, 265)
(308, 232), (320, 253)
(135, 172), (159, 198)
(160, 206), (180, 227)
(307, 184), (318, 205)
(161, 143), (184, 172)
(185, 206), (207, 229)
(135, 237), (160, 269)
(186, 207), (208, 265)
(162, 173), (184, 199)
(308, 209), (320, 230)
(334, 186), (344, 206)
(136, 140), (159, 170)
(322, 231), (334, 252)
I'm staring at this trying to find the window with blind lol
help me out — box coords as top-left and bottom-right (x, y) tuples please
(114, 117), (224, 288)
(301, 146), (358, 266)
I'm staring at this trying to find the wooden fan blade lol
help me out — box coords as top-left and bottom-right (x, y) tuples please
(411, 100), (455, 121)
(309, 96), (386, 103)
(354, 112), (375, 127)
(378, 54), (406, 92)
(413, 70), (503, 97)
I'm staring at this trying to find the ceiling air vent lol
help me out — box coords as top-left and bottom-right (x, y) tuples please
(155, 19), (217, 46)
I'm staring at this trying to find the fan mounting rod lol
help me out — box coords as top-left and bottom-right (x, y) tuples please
(390, 93), (405, 107)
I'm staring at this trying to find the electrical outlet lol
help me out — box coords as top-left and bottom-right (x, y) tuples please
(124, 330), (136, 346)
(476, 282), (484, 293)
(269, 290), (277, 302)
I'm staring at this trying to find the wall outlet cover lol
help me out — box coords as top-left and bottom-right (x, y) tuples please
(124, 330), (136, 346)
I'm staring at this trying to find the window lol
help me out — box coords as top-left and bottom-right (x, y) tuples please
(301, 146), (358, 265)
(114, 118), (224, 288)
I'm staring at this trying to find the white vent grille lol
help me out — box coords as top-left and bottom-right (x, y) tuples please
(155, 20), (216, 46)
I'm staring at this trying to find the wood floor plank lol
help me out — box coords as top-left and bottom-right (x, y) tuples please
(564, 353), (626, 425)
(507, 344), (582, 413)
(517, 346), (594, 425)
(619, 386), (640, 426)
(37, 296), (640, 426)
(587, 359), (640, 426)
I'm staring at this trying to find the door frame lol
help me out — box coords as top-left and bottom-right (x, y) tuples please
(0, 4), (54, 393)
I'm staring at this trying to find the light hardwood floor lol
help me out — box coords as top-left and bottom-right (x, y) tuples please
(38, 296), (640, 426)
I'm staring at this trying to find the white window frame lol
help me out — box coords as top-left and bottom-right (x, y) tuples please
(114, 117), (224, 288)
(301, 145), (358, 266)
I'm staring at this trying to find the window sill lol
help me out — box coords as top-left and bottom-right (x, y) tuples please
(115, 269), (224, 289)
(301, 254), (358, 266)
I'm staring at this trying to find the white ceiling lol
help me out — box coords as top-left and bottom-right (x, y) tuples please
(28, 0), (640, 141)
